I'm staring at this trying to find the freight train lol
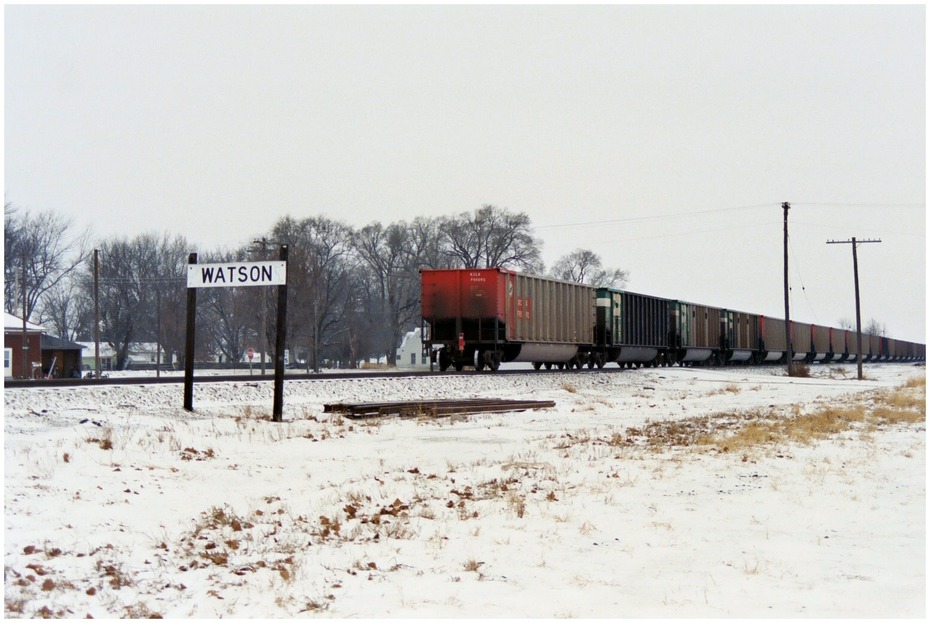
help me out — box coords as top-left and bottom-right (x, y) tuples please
(420, 267), (925, 372)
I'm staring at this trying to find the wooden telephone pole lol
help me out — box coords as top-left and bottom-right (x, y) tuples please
(783, 202), (792, 375)
(827, 237), (881, 380)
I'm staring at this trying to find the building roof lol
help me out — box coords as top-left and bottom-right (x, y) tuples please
(41, 334), (85, 351)
(4, 313), (45, 332)
(76, 342), (117, 358)
(397, 327), (422, 351)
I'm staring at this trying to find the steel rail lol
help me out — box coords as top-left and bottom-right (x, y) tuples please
(3, 366), (630, 389)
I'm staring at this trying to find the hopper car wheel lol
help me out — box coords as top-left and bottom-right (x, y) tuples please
(557, 363), (565, 370)
(533, 362), (542, 370)
(454, 361), (464, 372)
(475, 357), (486, 371)
(482, 351), (501, 372)
(596, 355), (606, 369)
(587, 356), (596, 369)
(545, 363), (553, 370)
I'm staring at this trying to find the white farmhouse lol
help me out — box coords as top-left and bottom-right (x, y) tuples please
(395, 328), (429, 369)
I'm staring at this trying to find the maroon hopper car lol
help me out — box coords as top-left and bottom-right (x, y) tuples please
(421, 268), (595, 371)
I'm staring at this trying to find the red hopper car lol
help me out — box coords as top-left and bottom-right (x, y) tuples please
(420, 268), (595, 371)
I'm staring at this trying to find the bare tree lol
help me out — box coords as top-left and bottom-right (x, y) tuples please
(352, 221), (422, 364)
(84, 233), (189, 370)
(37, 278), (91, 341)
(407, 216), (448, 270)
(439, 205), (543, 272)
(270, 215), (355, 371)
(199, 246), (256, 365)
(4, 203), (22, 309)
(551, 248), (628, 288)
(152, 235), (196, 367)
(864, 318), (887, 336)
(4, 203), (90, 321)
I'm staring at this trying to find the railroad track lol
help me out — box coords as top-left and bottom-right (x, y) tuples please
(3, 366), (630, 389)
(323, 398), (557, 420)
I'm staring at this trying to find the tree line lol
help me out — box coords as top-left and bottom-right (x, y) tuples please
(4, 203), (628, 370)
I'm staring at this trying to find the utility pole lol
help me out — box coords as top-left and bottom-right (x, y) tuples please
(827, 237), (881, 380)
(94, 249), (101, 379)
(156, 287), (162, 380)
(782, 202), (793, 375)
(22, 247), (28, 379)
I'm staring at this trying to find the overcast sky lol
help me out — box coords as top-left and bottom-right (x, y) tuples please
(4, 4), (926, 342)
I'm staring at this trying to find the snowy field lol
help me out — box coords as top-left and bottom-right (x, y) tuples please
(3, 362), (926, 618)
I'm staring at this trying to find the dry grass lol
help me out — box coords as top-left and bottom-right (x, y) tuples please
(708, 384), (742, 396)
(703, 376), (925, 452)
(578, 376), (926, 456)
(85, 428), (113, 450)
(506, 492), (526, 518)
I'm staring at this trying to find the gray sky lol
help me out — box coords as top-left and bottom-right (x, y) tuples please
(4, 4), (926, 342)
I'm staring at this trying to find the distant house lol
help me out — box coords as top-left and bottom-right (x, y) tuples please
(4, 313), (44, 378)
(396, 328), (429, 369)
(76, 342), (117, 372)
(76, 342), (175, 372)
(4, 313), (84, 379)
(123, 342), (175, 368)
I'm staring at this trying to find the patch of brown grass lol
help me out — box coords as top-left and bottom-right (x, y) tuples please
(585, 376), (925, 455)
(85, 428), (113, 450)
(704, 377), (924, 451)
(869, 377), (926, 425)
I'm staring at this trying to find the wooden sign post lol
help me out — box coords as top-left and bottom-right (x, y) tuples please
(183, 246), (288, 421)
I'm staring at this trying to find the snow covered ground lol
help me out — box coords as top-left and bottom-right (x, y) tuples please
(3, 362), (926, 618)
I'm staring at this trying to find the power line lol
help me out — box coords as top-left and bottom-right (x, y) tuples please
(95, 278), (186, 284)
(533, 203), (776, 230)
(788, 234), (818, 325)
(793, 202), (924, 209)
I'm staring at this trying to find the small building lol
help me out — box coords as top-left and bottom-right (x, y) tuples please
(396, 328), (430, 369)
(4, 313), (45, 379)
(77, 342), (117, 372)
(41, 335), (85, 379)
